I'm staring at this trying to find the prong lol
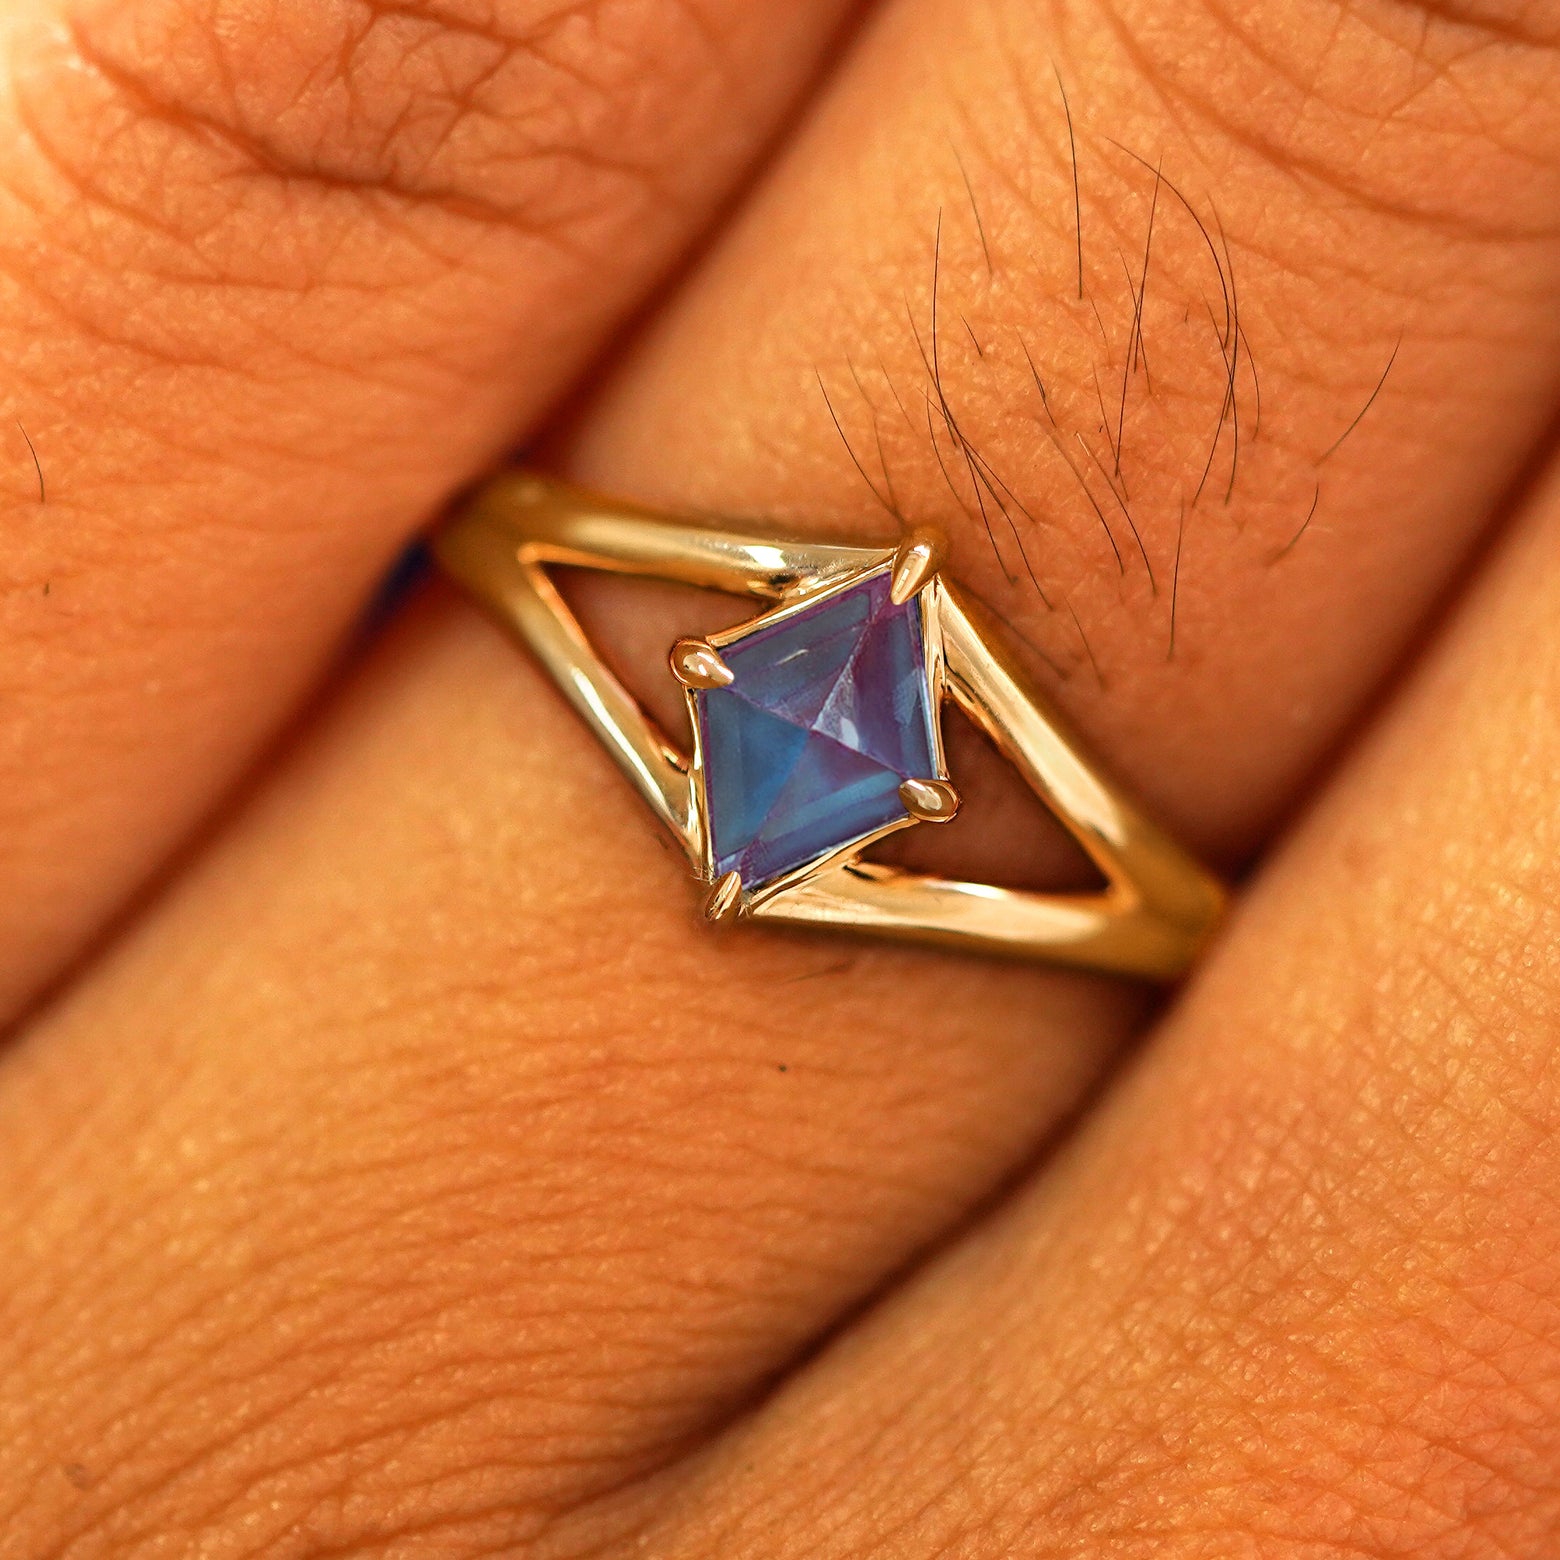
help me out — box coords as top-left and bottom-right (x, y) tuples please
(703, 870), (744, 924)
(670, 637), (735, 690)
(899, 777), (961, 824)
(890, 529), (946, 605)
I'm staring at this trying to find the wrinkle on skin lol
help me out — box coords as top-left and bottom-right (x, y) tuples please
(62, 0), (718, 231)
(1085, 0), (1560, 238)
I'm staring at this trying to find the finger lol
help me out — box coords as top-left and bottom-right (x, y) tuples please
(0, 0), (858, 1017)
(607, 437), (1560, 1557)
(571, 0), (1560, 858)
(0, 599), (1141, 1555)
(7, 0), (1560, 1551)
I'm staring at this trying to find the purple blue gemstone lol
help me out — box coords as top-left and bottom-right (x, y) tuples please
(694, 571), (939, 891)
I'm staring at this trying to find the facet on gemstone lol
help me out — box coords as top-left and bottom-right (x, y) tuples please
(692, 570), (941, 892)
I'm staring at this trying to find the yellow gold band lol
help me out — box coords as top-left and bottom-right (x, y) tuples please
(434, 471), (1225, 980)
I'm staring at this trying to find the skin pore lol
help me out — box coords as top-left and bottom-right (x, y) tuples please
(1, 0), (1560, 1555)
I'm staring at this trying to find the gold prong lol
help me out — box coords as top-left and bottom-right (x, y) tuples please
(670, 638), (735, 690)
(703, 870), (744, 924)
(890, 529), (946, 605)
(899, 777), (961, 824)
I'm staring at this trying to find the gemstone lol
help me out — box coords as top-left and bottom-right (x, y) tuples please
(693, 571), (940, 891)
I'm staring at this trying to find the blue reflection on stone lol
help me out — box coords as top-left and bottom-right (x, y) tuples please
(695, 572), (939, 890)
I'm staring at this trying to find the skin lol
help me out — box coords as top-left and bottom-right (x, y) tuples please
(1, 0), (1559, 1554)
(0, 0), (860, 1016)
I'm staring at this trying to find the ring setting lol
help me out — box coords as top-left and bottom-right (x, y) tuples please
(434, 472), (1225, 980)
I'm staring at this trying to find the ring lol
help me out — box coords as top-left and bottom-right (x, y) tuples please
(434, 472), (1225, 980)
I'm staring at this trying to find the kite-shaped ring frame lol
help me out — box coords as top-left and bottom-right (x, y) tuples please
(434, 472), (1226, 980)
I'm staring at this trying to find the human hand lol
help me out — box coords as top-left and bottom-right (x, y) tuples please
(3, 0), (1560, 1554)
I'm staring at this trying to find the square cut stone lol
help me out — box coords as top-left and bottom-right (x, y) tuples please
(693, 571), (940, 892)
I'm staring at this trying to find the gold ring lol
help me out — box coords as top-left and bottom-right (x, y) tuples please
(433, 471), (1225, 980)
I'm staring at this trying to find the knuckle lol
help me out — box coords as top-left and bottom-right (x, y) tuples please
(1095, 0), (1560, 236)
(0, 0), (726, 411)
(44, 0), (709, 240)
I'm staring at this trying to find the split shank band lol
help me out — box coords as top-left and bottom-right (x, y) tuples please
(434, 471), (1225, 981)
